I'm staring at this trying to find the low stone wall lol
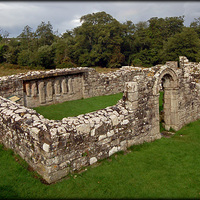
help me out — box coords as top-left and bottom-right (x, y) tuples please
(0, 66), (155, 108)
(0, 56), (200, 183)
(0, 73), (161, 183)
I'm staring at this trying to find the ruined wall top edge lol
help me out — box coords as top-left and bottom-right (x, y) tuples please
(0, 67), (94, 82)
(0, 56), (199, 82)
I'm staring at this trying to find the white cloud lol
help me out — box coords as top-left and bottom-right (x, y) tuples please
(0, 2), (200, 37)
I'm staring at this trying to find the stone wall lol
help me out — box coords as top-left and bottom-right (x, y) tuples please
(0, 66), (151, 108)
(0, 76), (161, 183)
(0, 56), (200, 183)
(0, 68), (92, 108)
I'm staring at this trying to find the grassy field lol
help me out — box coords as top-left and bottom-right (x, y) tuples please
(1, 67), (200, 198)
(1, 119), (200, 199)
(0, 63), (43, 77)
(34, 93), (123, 120)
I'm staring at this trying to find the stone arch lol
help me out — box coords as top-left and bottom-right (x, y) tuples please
(153, 66), (179, 95)
(153, 66), (179, 131)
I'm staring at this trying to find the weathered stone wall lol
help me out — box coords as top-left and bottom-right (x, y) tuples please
(0, 74), (24, 105)
(0, 75), (161, 183)
(0, 56), (200, 183)
(0, 66), (152, 108)
(177, 56), (200, 128)
(0, 68), (92, 108)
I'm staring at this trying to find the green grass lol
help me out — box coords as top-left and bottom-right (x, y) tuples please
(1, 90), (200, 198)
(159, 90), (164, 112)
(34, 93), (123, 120)
(159, 91), (165, 132)
(1, 119), (200, 199)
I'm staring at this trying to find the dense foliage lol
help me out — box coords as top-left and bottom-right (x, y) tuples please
(0, 12), (200, 69)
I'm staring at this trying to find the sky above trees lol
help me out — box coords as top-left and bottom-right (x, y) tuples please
(1, 11), (200, 69)
(1, 1), (200, 37)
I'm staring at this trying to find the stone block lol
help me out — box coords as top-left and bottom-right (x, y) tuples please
(25, 83), (31, 97)
(125, 101), (138, 110)
(38, 82), (45, 104)
(107, 130), (114, 137)
(110, 115), (119, 126)
(127, 92), (138, 102)
(98, 134), (107, 141)
(54, 80), (61, 96)
(109, 146), (119, 156)
(31, 82), (37, 97)
(120, 140), (127, 150)
(125, 82), (138, 93)
(46, 81), (53, 101)
(61, 79), (68, 94)
(45, 167), (70, 184)
(43, 143), (50, 152)
(90, 157), (97, 165)
(111, 138), (119, 146)
(76, 124), (91, 135)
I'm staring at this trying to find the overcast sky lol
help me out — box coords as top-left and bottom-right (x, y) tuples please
(0, 1), (200, 38)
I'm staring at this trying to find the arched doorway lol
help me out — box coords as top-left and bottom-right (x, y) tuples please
(153, 67), (179, 131)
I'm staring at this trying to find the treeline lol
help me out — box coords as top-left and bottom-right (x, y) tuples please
(0, 11), (200, 69)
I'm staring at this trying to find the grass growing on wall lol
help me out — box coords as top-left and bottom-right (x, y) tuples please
(34, 93), (123, 120)
(1, 120), (200, 199)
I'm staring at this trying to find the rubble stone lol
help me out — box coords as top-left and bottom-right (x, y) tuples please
(0, 56), (199, 183)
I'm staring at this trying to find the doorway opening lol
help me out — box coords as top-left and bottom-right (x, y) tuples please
(158, 72), (179, 132)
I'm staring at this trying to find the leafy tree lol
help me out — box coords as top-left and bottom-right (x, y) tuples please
(0, 13), (199, 69)
(0, 28), (9, 44)
(72, 11), (125, 68)
(3, 46), (20, 64)
(160, 27), (200, 62)
(0, 44), (9, 63)
(190, 17), (200, 38)
(2, 39), (21, 64)
(129, 16), (185, 67)
(35, 21), (55, 47)
(17, 25), (34, 50)
(35, 45), (55, 69)
(133, 21), (150, 52)
(53, 36), (76, 68)
(128, 21), (151, 66)
(17, 50), (31, 66)
(120, 20), (136, 65)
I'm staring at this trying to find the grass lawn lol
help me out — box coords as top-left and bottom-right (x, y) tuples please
(1, 119), (200, 199)
(34, 93), (123, 120)
(1, 75), (200, 198)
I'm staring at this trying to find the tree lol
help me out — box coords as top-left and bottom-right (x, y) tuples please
(35, 45), (55, 69)
(17, 50), (31, 66)
(72, 11), (125, 68)
(0, 28), (9, 44)
(2, 38), (21, 64)
(121, 21), (136, 65)
(35, 21), (55, 47)
(17, 25), (34, 50)
(53, 36), (76, 68)
(129, 16), (185, 67)
(160, 27), (200, 62)
(0, 44), (8, 63)
(190, 17), (200, 38)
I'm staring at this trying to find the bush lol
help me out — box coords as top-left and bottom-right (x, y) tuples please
(0, 44), (9, 63)
(36, 45), (55, 69)
(17, 50), (31, 66)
